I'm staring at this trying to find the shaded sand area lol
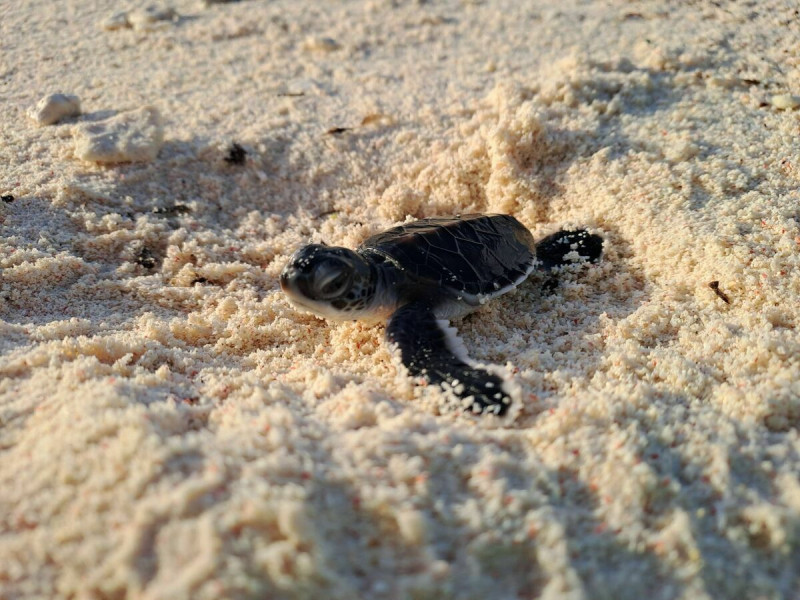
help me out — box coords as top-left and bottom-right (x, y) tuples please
(1, 1), (800, 598)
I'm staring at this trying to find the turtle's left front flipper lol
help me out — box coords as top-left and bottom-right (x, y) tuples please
(386, 301), (512, 415)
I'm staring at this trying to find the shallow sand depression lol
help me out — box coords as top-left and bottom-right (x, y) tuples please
(1, 0), (799, 598)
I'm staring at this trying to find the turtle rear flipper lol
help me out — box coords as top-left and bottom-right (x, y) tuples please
(386, 301), (512, 415)
(536, 229), (603, 271)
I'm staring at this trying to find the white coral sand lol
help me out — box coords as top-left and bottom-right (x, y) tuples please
(1, 1), (799, 599)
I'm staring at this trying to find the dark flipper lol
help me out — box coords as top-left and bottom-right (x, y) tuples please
(536, 229), (603, 271)
(386, 301), (512, 416)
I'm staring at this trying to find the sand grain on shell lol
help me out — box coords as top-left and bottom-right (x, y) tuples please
(1, 1), (799, 599)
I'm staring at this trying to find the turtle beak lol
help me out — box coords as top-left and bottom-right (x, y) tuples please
(279, 264), (297, 292)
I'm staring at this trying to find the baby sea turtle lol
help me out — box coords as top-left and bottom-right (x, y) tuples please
(280, 214), (603, 415)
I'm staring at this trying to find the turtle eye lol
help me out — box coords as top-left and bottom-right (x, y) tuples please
(314, 260), (351, 299)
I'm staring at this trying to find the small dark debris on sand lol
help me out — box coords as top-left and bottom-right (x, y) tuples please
(326, 127), (352, 135)
(224, 142), (247, 165)
(709, 280), (731, 304)
(542, 276), (559, 295)
(1, 194), (14, 203)
(152, 204), (191, 216)
(136, 247), (157, 269)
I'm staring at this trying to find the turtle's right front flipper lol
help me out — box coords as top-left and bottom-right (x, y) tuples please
(386, 301), (512, 415)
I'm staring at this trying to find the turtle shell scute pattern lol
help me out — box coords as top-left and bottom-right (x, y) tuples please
(360, 214), (536, 298)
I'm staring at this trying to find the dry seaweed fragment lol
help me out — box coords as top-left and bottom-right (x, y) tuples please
(326, 127), (352, 135)
(360, 113), (392, 126)
(709, 280), (731, 304)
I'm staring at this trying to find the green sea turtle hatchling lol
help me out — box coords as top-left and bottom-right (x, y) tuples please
(280, 214), (603, 415)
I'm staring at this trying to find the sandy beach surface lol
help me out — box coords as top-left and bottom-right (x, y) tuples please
(2, 0), (799, 598)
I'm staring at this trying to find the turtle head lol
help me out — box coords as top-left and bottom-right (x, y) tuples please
(280, 244), (376, 320)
